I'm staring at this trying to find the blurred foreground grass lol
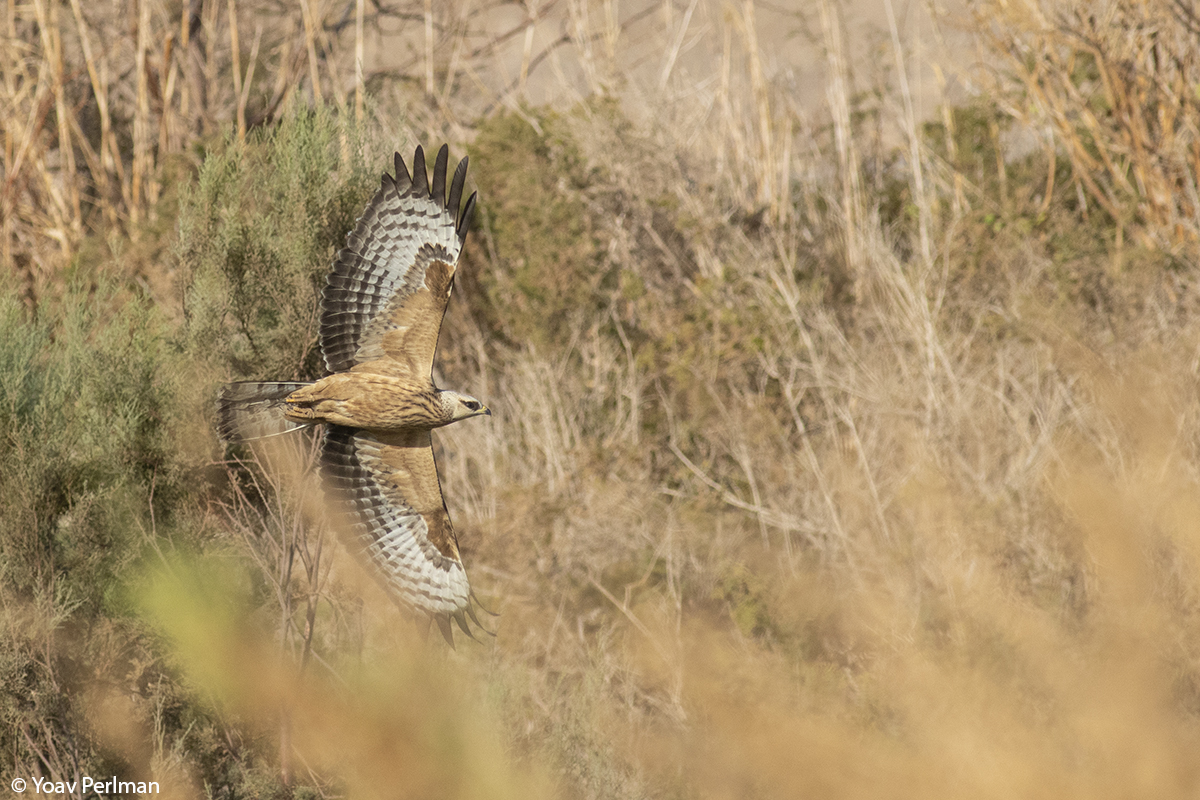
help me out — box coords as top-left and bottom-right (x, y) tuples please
(5, 0), (1200, 798)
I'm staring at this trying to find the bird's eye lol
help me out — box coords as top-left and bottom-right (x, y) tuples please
(464, 400), (480, 411)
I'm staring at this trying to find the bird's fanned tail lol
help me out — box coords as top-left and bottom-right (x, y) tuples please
(217, 381), (314, 442)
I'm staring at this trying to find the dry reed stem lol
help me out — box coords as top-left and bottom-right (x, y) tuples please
(519, 0), (537, 99)
(714, 12), (732, 178)
(299, 0), (322, 103)
(203, 0), (220, 129)
(178, 1), (190, 122)
(314, 12), (345, 112)
(424, 0), (435, 96)
(2, 0), (15, 282)
(819, 0), (862, 283)
(658, 0), (698, 90)
(440, 2), (468, 113)
(159, 31), (178, 156)
(131, 0), (151, 225)
(354, 0), (363, 121)
(740, 0), (773, 213)
(883, 0), (931, 268)
(566, 0), (595, 94)
(777, 113), (792, 227)
(37, 0), (80, 239)
(240, 25), (262, 132)
(268, 18), (298, 121)
(229, 0), (243, 141)
(602, 0), (617, 60)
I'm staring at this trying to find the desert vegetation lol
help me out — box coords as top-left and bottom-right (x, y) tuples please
(5, 0), (1200, 797)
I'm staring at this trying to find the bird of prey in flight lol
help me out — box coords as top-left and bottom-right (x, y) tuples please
(218, 144), (490, 644)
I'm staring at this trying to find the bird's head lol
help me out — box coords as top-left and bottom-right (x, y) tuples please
(440, 390), (492, 423)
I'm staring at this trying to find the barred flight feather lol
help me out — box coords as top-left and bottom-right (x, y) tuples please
(321, 144), (477, 375)
(322, 426), (470, 616)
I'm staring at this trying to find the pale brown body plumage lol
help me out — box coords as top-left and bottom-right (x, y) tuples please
(284, 372), (446, 430)
(217, 145), (488, 644)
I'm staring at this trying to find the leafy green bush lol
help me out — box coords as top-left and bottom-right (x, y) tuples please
(0, 277), (174, 780)
(179, 107), (378, 381)
(0, 282), (172, 609)
(465, 108), (605, 351)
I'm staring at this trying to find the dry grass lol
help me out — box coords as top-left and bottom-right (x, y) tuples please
(6, 0), (1200, 798)
(981, 0), (1200, 249)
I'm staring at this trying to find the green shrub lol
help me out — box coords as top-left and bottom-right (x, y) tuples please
(0, 277), (174, 779)
(466, 108), (605, 351)
(179, 107), (378, 381)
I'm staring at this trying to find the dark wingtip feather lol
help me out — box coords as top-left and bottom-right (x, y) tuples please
(432, 144), (449, 203)
(393, 151), (410, 187)
(435, 614), (455, 648)
(466, 598), (497, 637)
(457, 191), (477, 242)
(453, 611), (479, 641)
(448, 156), (467, 217)
(471, 590), (500, 618)
(411, 146), (428, 196)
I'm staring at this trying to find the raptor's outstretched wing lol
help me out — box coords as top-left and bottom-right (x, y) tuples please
(320, 145), (477, 378)
(322, 425), (486, 641)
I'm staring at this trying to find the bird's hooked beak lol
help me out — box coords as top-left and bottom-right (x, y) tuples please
(482, 405), (492, 417)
